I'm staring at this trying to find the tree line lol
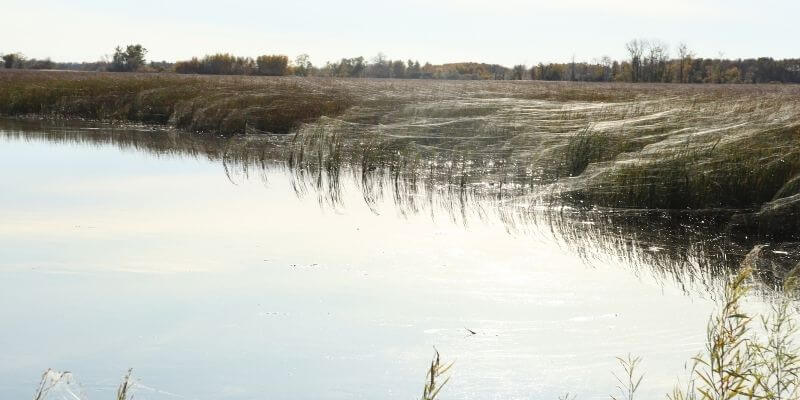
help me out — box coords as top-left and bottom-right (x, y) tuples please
(2, 40), (799, 84)
(528, 40), (800, 84)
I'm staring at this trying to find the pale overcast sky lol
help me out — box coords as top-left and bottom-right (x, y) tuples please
(3, 0), (797, 66)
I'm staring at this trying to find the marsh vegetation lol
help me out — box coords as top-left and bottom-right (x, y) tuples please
(1, 68), (798, 276)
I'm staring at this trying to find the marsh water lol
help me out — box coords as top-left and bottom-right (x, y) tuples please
(0, 119), (766, 399)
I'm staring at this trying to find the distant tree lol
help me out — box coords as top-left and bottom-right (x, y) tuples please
(420, 62), (434, 79)
(391, 60), (406, 78)
(27, 58), (55, 70)
(612, 61), (622, 81)
(713, 52), (725, 83)
(327, 57), (366, 77)
(406, 60), (421, 78)
(625, 39), (646, 82)
(723, 65), (742, 83)
(174, 57), (201, 74)
(350, 57), (366, 77)
(2, 53), (25, 69)
(569, 55), (576, 81)
(334, 58), (355, 77)
(174, 53), (254, 75)
(511, 64), (526, 80)
(369, 53), (390, 78)
(157, 41), (800, 84)
(256, 55), (288, 76)
(109, 44), (147, 72)
(293, 54), (312, 76)
(535, 63), (546, 80)
(148, 60), (173, 72)
(645, 40), (669, 82)
(677, 42), (693, 83)
(599, 56), (613, 81)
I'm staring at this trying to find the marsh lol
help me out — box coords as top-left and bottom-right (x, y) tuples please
(1, 74), (799, 399)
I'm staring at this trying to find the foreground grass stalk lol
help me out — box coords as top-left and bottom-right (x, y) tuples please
(421, 348), (453, 400)
(116, 369), (134, 400)
(31, 369), (134, 400)
(32, 369), (62, 400)
(611, 354), (644, 400)
(692, 267), (755, 400)
(667, 267), (800, 400)
(749, 295), (800, 399)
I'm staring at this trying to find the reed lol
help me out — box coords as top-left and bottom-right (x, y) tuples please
(115, 369), (134, 400)
(611, 354), (644, 400)
(421, 348), (453, 400)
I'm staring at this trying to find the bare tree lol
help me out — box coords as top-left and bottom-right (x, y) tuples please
(646, 40), (669, 82)
(625, 39), (646, 82)
(600, 56), (613, 81)
(715, 51), (725, 83)
(293, 54), (312, 76)
(677, 42), (693, 83)
(511, 64), (526, 80)
(570, 54), (576, 81)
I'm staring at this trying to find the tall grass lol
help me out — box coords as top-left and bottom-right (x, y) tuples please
(661, 267), (800, 400)
(32, 370), (72, 400)
(572, 125), (800, 210)
(115, 369), (134, 400)
(32, 369), (135, 400)
(562, 127), (611, 177)
(692, 268), (755, 399)
(612, 354), (644, 400)
(0, 70), (354, 135)
(421, 348), (453, 400)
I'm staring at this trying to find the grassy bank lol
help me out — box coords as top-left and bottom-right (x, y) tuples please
(0, 70), (354, 135)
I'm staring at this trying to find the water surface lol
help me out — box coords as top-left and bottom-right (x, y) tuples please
(0, 120), (736, 400)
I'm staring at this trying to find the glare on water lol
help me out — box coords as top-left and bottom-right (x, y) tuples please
(0, 120), (761, 400)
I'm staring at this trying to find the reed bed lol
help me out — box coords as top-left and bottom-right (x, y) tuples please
(2, 71), (798, 235)
(4, 119), (794, 289)
(0, 70), (354, 135)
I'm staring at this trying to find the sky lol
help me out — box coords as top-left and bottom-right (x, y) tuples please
(3, 0), (798, 66)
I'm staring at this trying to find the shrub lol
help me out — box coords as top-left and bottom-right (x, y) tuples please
(174, 53), (255, 75)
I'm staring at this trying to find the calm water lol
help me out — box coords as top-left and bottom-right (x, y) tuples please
(0, 120), (733, 400)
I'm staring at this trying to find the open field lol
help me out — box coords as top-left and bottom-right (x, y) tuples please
(1, 70), (799, 240)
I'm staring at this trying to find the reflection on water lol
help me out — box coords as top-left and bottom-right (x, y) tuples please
(0, 119), (781, 400)
(0, 119), (766, 290)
